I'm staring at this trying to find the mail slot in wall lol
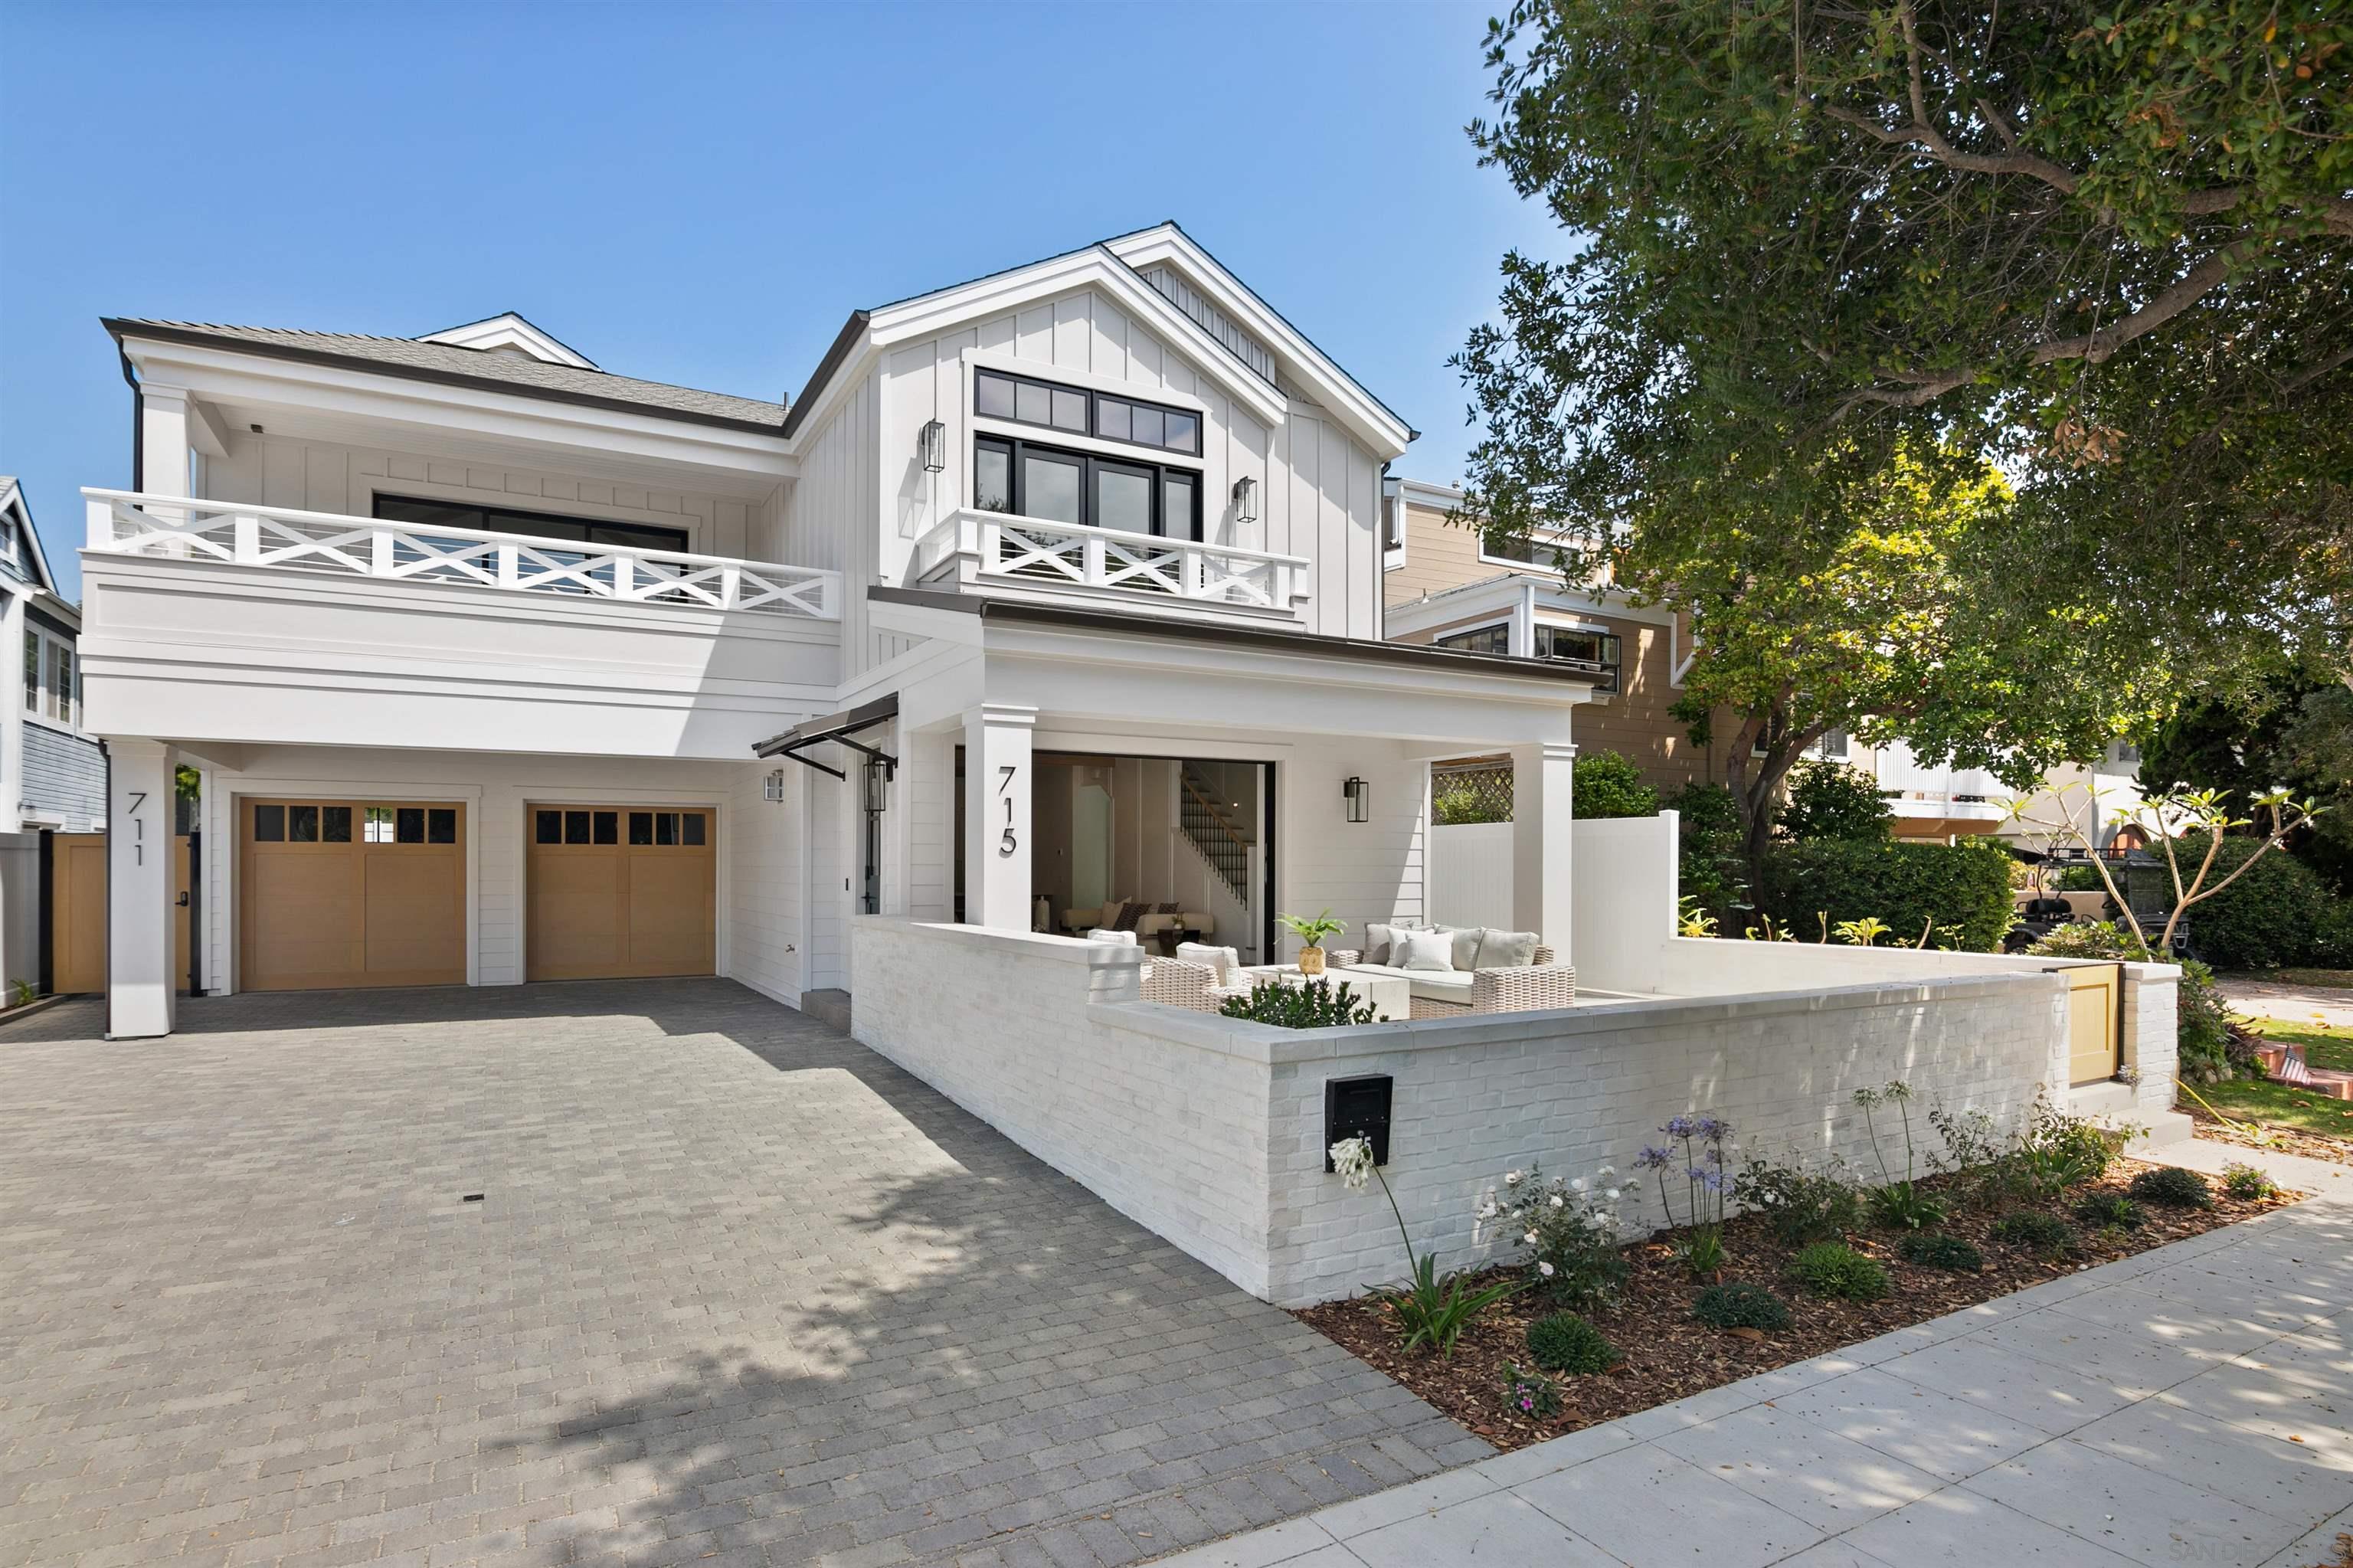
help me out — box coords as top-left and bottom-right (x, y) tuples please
(1324, 1074), (1393, 1170)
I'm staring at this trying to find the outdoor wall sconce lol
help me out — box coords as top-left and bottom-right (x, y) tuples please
(764, 768), (787, 803)
(1343, 775), (1370, 823)
(918, 418), (947, 473)
(1232, 474), (1258, 525)
(863, 755), (894, 814)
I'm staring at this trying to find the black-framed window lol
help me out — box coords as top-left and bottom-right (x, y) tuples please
(974, 368), (1202, 457)
(1534, 626), (1622, 691)
(372, 494), (689, 554)
(974, 434), (1203, 541)
(1435, 624), (1510, 656)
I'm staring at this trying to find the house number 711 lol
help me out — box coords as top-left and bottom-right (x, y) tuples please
(997, 766), (1018, 856)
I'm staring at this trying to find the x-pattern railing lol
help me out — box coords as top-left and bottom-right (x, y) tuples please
(914, 509), (1306, 614)
(83, 491), (839, 620)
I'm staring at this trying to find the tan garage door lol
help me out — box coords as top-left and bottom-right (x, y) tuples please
(526, 806), (715, 981)
(239, 800), (466, 991)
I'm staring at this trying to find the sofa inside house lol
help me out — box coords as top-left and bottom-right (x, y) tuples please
(1057, 899), (1216, 946)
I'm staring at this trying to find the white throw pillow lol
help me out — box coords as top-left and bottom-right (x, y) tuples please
(1395, 930), (1455, 972)
(1363, 921), (1425, 967)
(1176, 941), (1242, 984)
(1475, 928), (1540, 969)
(1087, 928), (1138, 946)
(1436, 925), (1486, 971)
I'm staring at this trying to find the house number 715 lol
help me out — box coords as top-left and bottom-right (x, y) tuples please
(997, 765), (1018, 856)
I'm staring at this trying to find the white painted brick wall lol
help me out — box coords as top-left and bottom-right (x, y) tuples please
(852, 918), (2077, 1308)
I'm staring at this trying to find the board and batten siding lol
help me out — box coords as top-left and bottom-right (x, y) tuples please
(869, 285), (1385, 666)
(198, 434), (768, 563)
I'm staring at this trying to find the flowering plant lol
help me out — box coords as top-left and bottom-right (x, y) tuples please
(1331, 1136), (1520, 1357)
(1500, 1362), (1563, 1421)
(1477, 1164), (1629, 1308)
(1635, 1113), (1732, 1278)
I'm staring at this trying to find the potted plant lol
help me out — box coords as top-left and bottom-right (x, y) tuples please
(1279, 909), (1346, 976)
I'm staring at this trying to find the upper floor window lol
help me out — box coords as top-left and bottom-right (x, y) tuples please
(372, 494), (689, 554)
(1435, 623), (1509, 656)
(1811, 728), (1851, 760)
(24, 625), (76, 728)
(974, 368), (1202, 457)
(1534, 626), (1622, 692)
(974, 434), (1201, 541)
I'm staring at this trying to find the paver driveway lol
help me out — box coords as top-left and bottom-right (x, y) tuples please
(0, 980), (1484, 1568)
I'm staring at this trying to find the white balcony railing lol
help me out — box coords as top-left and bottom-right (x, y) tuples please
(912, 509), (1309, 614)
(83, 489), (841, 620)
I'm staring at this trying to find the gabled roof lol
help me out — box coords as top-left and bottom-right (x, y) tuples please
(784, 223), (1415, 457)
(0, 476), (63, 597)
(103, 319), (786, 434)
(416, 311), (597, 368)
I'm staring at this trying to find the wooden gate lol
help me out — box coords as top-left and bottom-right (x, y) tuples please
(48, 833), (192, 995)
(2060, 962), (2123, 1085)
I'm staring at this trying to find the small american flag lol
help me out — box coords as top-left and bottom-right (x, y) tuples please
(2273, 1043), (2315, 1088)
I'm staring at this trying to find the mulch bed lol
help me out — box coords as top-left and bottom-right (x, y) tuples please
(1294, 1157), (2301, 1453)
(2189, 1108), (2353, 1167)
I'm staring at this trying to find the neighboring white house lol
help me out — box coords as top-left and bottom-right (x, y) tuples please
(0, 479), (107, 996)
(77, 228), (1596, 1036)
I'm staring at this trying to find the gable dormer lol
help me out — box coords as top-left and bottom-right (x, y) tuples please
(416, 313), (598, 368)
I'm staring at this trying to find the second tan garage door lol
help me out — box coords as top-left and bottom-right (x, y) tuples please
(240, 800), (466, 991)
(526, 806), (715, 981)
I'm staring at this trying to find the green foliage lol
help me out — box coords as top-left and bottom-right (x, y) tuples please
(1897, 1232), (1985, 1272)
(2054, 864), (2109, 893)
(1277, 909), (1346, 950)
(1991, 1211), (2075, 1255)
(2126, 1166), (2214, 1210)
(2220, 1162), (2279, 1201)
(1779, 760), (1893, 843)
(1692, 1283), (1792, 1332)
(1665, 781), (1746, 925)
(1731, 1154), (1860, 1246)
(2181, 838), (2353, 971)
(2023, 1098), (2123, 1187)
(1788, 1242), (1890, 1302)
(1867, 1182), (1949, 1232)
(1372, 1252), (1526, 1360)
(1433, 774), (1510, 826)
(1455, 0), (2353, 707)
(1488, 1167), (1631, 1309)
(1758, 840), (2018, 953)
(1572, 750), (1659, 820)
(2073, 1193), (2145, 1231)
(1525, 1311), (1620, 1374)
(1220, 979), (1383, 1029)
(1501, 1363), (1564, 1419)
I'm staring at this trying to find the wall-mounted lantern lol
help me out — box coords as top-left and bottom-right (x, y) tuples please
(1343, 775), (1370, 823)
(863, 755), (894, 814)
(1232, 474), (1258, 525)
(918, 419), (947, 473)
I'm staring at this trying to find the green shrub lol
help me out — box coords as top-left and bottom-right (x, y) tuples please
(1731, 1154), (1860, 1245)
(1667, 781), (1746, 925)
(2073, 1193), (2144, 1230)
(2184, 838), (2353, 971)
(1867, 1181), (1949, 1232)
(2220, 1162), (2279, 1201)
(2126, 1166), (2213, 1209)
(1991, 1211), (2074, 1254)
(1897, 1232), (1985, 1272)
(1219, 978), (1383, 1028)
(2054, 863), (2109, 893)
(1788, 1242), (1890, 1301)
(1756, 838), (2018, 952)
(1778, 759), (1893, 843)
(1500, 1363), (1564, 1419)
(1692, 1282), (1793, 1331)
(1526, 1311), (1621, 1374)
(1573, 750), (1659, 820)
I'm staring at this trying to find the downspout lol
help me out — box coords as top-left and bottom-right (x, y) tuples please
(97, 738), (111, 1038)
(119, 349), (143, 492)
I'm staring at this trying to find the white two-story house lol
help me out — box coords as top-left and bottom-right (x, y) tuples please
(79, 226), (1595, 1036)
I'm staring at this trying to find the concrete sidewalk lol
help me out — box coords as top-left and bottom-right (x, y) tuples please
(1150, 1155), (2353, 1568)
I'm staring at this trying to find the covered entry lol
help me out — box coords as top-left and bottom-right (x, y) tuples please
(525, 806), (715, 980)
(238, 800), (466, 991)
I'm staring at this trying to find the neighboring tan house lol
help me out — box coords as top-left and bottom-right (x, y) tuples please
(0, 479), (107, 995)
(77, 227), (1603, 1037)
(1382, 478), (1713, 794)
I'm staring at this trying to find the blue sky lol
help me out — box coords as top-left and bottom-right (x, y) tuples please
(0, 0), (1562, 599)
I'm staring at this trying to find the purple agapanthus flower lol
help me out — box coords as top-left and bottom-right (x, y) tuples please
(1633, 1144), (1674, 1170)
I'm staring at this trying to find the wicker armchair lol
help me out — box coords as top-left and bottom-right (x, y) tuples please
(1138, 958), (1252, 1012)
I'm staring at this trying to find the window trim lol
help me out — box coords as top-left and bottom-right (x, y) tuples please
(24, 623), (80, 732)
(1532, 624), (1623, 692)
(1432, 618), (1512, 656)
(974, 433), (1204, 542)
(973, 366), (1204, 458)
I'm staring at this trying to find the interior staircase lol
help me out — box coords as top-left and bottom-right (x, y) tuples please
(1179, 764), (1252, 905)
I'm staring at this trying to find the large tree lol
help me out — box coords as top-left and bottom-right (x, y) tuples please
(1455, 0), (2352, 690)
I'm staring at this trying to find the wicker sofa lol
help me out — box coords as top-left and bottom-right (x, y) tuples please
(1332, 944), (1578, 1018)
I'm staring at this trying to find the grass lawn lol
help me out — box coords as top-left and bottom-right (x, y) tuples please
(2227, 967), (2353, 991)
(2192, 1017), (2353, 1141)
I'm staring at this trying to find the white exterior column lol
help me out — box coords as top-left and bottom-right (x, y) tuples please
(961, 702), (1034, 931)
(139, 385), (196, 500)
(103, 737), (178, 1037)
(1510, 741), (1576, 949)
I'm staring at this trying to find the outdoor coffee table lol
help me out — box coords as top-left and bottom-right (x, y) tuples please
(1239, 964), (1409, 1022)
